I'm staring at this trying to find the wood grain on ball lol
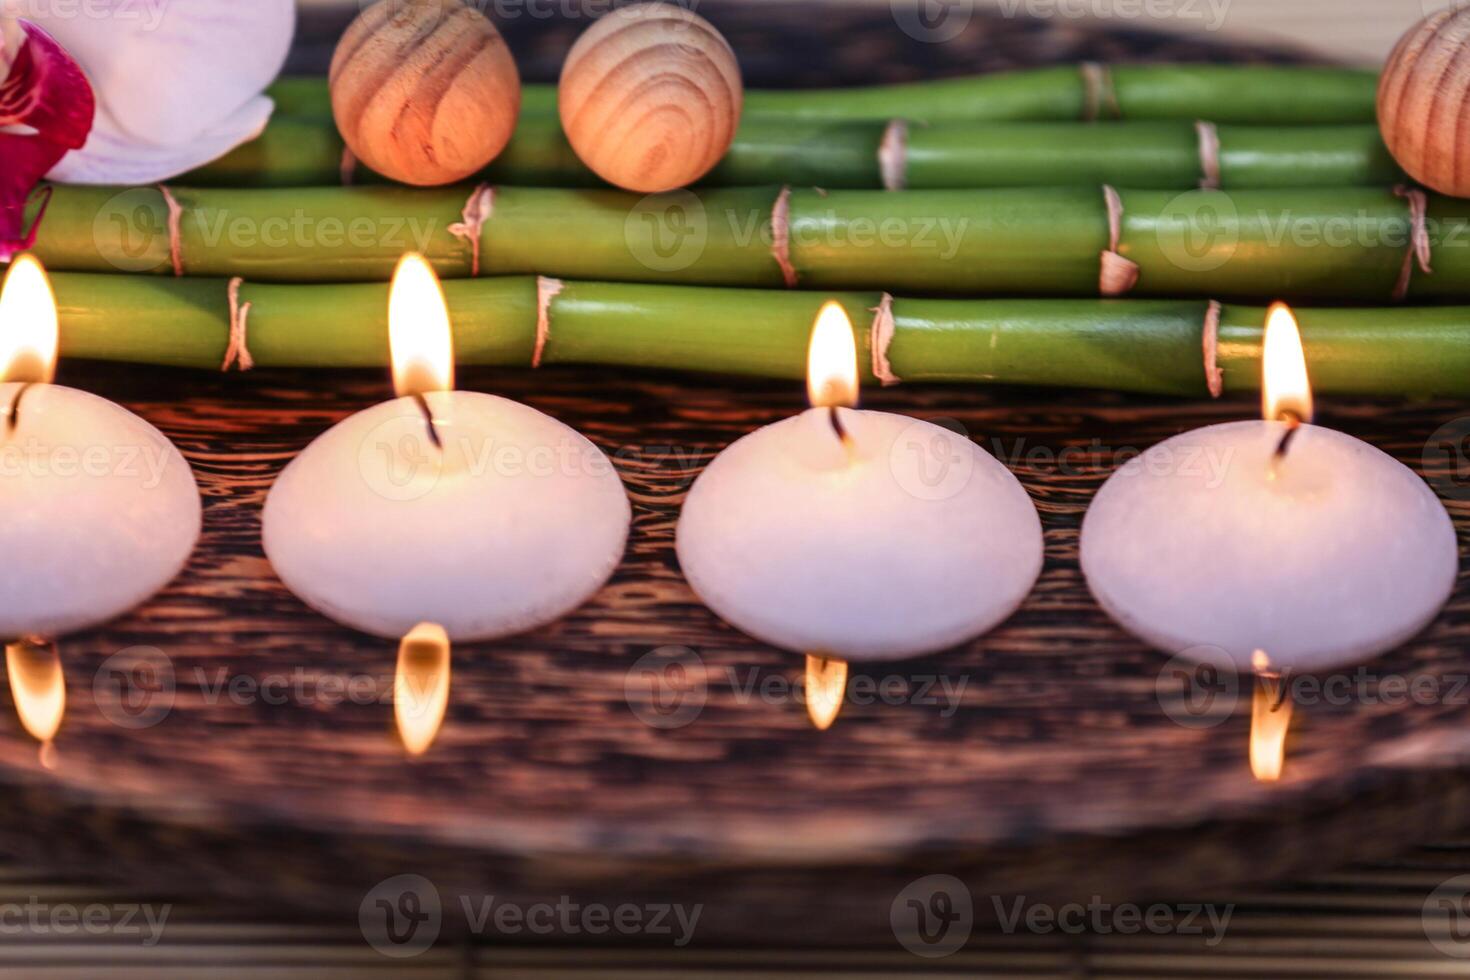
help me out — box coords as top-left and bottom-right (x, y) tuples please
(1378, 9), (1470, 198)
(331, 0), (521, 186)
(559, 4), (742, 193)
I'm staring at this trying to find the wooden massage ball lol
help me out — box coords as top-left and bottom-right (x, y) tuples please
(1379, 8), (1470, 198)
(330, 0), (521, 186)
(559, 3), (742, 193)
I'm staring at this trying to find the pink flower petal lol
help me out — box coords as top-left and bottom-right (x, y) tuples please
(0, 21), (94, 261)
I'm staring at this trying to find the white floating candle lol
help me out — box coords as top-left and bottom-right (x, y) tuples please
(263, 255), (630, 641)
(677, 302), (1043, 662)
(1082, 304), (1458, 674)
(0, 256), (200, 638)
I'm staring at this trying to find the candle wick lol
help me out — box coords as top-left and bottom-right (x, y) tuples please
(412, 393), (443, 451)
(1271, 410), (1304, 467)
(828, 406), (853, 449)
(2, 382), (35, 435)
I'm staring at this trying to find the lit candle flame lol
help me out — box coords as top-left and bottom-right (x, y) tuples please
(388, 253), (454, 399)
(394, 622), (451, 757)
(806, 301), (859, 410)
(802, 304), (858, 715)
(1261, 303), (1313, 426)
(1249, 649), (1291, 783)
(804, 654), (848, 731)
(0, 255), (59, 385)
(6, 639), (65, 763)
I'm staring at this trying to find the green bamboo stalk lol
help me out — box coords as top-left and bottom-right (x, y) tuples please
(265, 65), (1381, 125)
(27, 185), (1470, 303)
(186, 114), (1402, 190)
(47, 273), (1470, 399)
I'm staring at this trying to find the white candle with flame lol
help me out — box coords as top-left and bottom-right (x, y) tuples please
(263, 254), (630, 641)
(676, 302), (1043, 661)
(1082, 304), (1457, 674)
(0, 256), (200, 638)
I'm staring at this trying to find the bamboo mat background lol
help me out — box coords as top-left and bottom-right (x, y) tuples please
(8, 1), (1470, 974)
(8, 844), (1470, 977)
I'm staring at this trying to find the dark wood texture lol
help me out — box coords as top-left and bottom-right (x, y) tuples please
(3, 1), (1469, 949)
(4, 361), (1469, 943)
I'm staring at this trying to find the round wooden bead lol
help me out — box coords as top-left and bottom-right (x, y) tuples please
(1379, 8), (1470, 197)
(559, 3), (742, 193)
(330, 0), (521, 187)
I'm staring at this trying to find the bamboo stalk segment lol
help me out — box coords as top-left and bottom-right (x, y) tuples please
(185, 115), (1402, 191)
(45, 273), (1470, 400)
(28, 184), (1470, 303)
(265, 65), (1381, 125)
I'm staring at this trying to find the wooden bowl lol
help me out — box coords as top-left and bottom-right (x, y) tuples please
(2, 361), (1467, 943)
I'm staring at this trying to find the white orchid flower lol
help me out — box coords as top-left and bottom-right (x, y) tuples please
(26, 0), (296, 182)
(2, 0), (295, 257)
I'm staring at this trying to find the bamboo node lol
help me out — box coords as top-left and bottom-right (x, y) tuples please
(339, 146), (358, 187)
(1080, 62), (1121, 122)
(1202, 300), (1223, 398)
(1195, 121), (1221, 190)
(1393, 185), (1433, 302)
(771, 186), (797, 288)
(533, 276), (563, 369)
(12, 185), (53, 258)
(879, 120), (908, 192)
(223, 277), (255, 372)
(448, 184), (496, 278)
(870, 293), (899, 386)
(157, 184), (184, 277)
(1099, 185), (1140, 296)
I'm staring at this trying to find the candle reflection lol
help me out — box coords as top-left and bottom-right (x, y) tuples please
(394, 622), (451, 757)
(6, 638), (65, 767)
(1249, 650), (1292, 783)
(804, 655), (848, 731)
